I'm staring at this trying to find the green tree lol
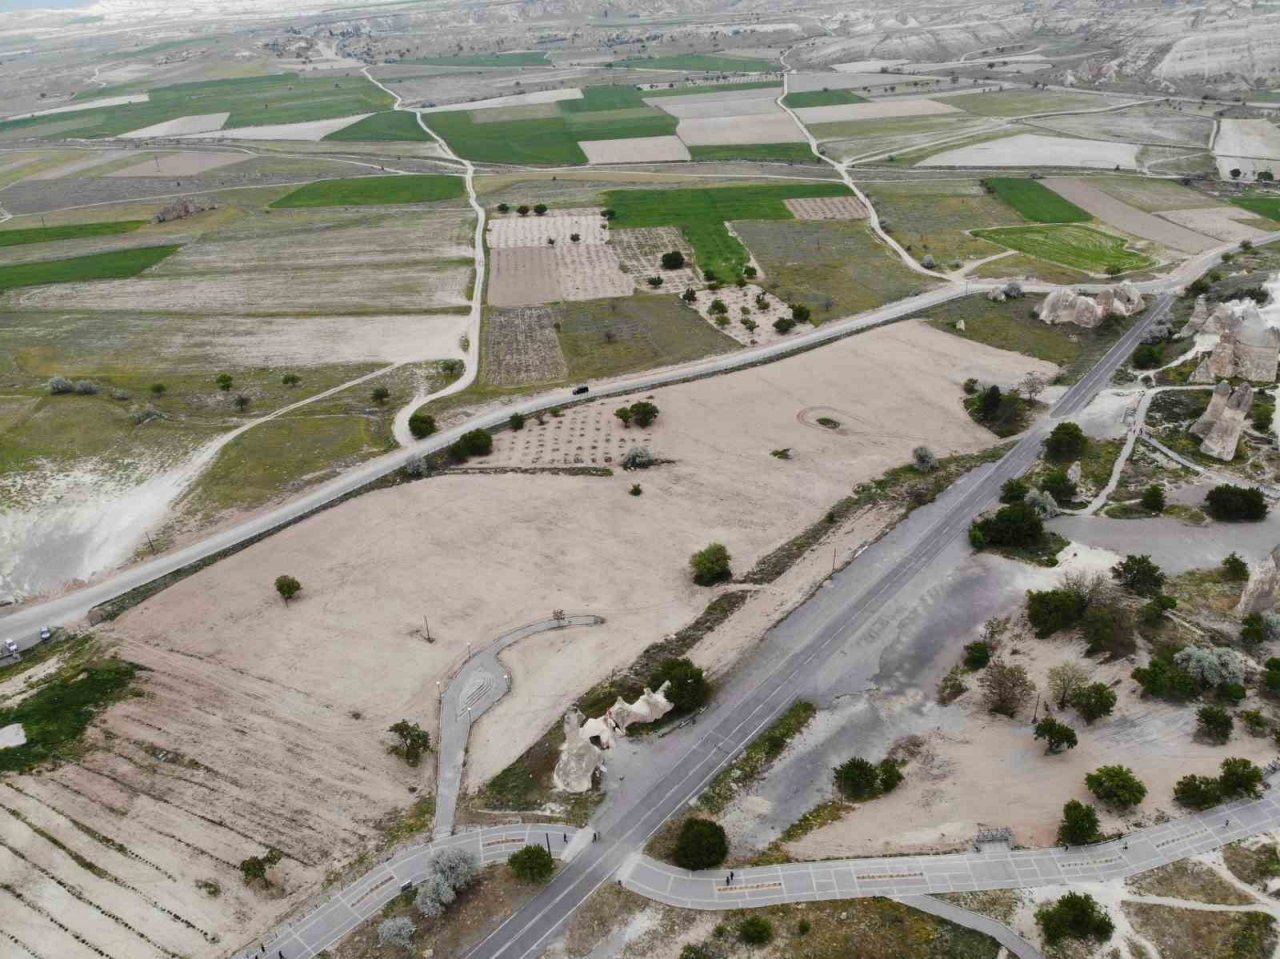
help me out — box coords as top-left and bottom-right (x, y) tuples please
(216, 372), (234, 392)
(408, 411), (437, 439)
(388, 720), (432, 766)
(1036, 892), (1114, 944)
(1026, 589), (1087, 638)
(1242, 612), (1269, 646)
(371, 385), (390, 404)
(1071, 683), (1117, 724)
(1197, 704), (1233, 744)
(1082, 602), (1135, 658)
(963, 641), (991, 670)
(274, 574), (301, 604)
(877, 759), (904, 793)
(690, 543), (732, 585)
(661, 250), (685, 269)
(1034, 717), (1078, 754)
(509, 412), (526, 431)
(281, 372), (300, 387)
(1222, 552), (1250, 581)
(449, 428), (493, 462)
(673, 817), (727, 869)
(681, 288), (697, 303)
(1085, 765), (1146, 809)
(150, 382), (167, 396)
(239, 847), (283, 885)
(1045, 421), (1087, 461)
(1000, 477), (1029, 504)
(738, 916), (773, 945)
(1206, 484), (1268, 521)
(615, 406), (634, 427)
(533, 203), (548, 216)
(773, 316), (796, 334)
(630, 401), (659, 428)
(979, 660), (1034, 717)
(1140, 485), (1165, 512)
(233, 393), (251, 411)
(516, 205), (530, 216)
(1174, 773), (1223, 809)
(1132, 343), (1164, 369)
(834, 757), (880, 800)
(1112, 554), (1165, 597)
(970, 502), (1044, 551)
(1048, 662), (1088, 708)
(1040, 469), (1077, 504)
(1057, 799), (1101, 845)
(649, 657), (710, 713)
(790, 303), (811, 325)
(1220, 757), (1264, 798)
(508, 844), (555, 883)
(978, 385), (1002, 421)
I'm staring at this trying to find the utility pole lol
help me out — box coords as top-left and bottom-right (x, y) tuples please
(146, 532), (157, 555)
(423, 615), (431, 641)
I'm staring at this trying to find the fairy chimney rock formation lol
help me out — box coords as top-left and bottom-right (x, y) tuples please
(1191, 381), (1233, 438)
(1191, 302), (1280, 384)
(552, 683), (674, 794)
(1199, 384), (1254, 461)
(1237, 545), (1280, 616)
(1037, 284), (1145, 329)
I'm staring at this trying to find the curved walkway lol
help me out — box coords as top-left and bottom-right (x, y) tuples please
(435, 615), (606, 839)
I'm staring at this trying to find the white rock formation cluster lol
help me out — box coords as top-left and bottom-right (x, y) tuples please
(553, 682), (674, 793)
(1186, 299), (1280, 384)
(1237, 545), (1280, 616)
(1191, 380), (1254, 461)
(1037, 283), (1145, 329)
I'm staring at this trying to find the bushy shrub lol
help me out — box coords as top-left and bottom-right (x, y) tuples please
(1000, 477), (1029, 504)
(690, 543), (732, 586)
(649, 657), (709, 713)
(1036, 892), (1114, 944)
(1085, 765), (1146, 808)
(449, 428), (493, 462)
(1222, 552), (1250, 581)
(773, 316), (796, 334)
(912, 446), (938, 472)
(415, 847), (478, 918)
(1026, 589), (1087, 638)
(738, 917), (773, 945)
(1040, 469), (1077, 504)
(963, 641), (991, 670)
(1133, 657), (1199, 701)
(47, 375), (74, 394)
(508, 844), (555, 883)
(661, 250), (685, 269)
(1141, 485), (1165, 512)
(1057, 800), (1100, 845)
(1174, 774), (1223, 809)
(621, 446), (654, 470)
(1045, 421), (1087, 461)
(1034, 717), (1077, 753)
(1072, 683), (1117, 723)
(1220, 757), (1264, 797)
(1205, 484), (1267, 521)
(970, 502), (1044, 551)
(673, 818), (727, 869)
(1174, 646), (1244, 689)
(1082, 603), (1135, 658)
(1197, 704), (1233, 743)
(1111, 554), (1165, 597)
(378, 916), (415, 948)
(408, 411), (437, 439)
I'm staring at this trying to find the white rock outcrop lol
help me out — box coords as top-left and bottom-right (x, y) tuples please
(1037, 283), (1144, 329)
(1193, 381), (1253, 461)
(1190, 301), (1280, 384)
(552, 682), (674, 793)
(1237, 545), (1280, 616)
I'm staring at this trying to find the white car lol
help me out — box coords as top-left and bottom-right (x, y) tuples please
(39, 627), (51, 641)
(2, 639), (17, 657)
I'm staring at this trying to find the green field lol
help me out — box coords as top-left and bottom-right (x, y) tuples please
(1232, 196), (1280, 221)
(985, 177), (1090, 223)
(861, 178), (1026, 263)
(609, 54), (776, 73)
(0, 220), (146, 247)
(401, 51), (549, 67)
(323, 110), (430, 142)
(688, 143), (818, 163)
(603, 181), (850, 279)
(972, 224), (1153, 273)
(0, 73), (393, 139)
(783, 89), (867, 108)
(945, 89), (1111, 117)
(557, 295), (737, 379)
(643, 81), (781, 99)
(427, 111), (587, 164)
(270, 174), (465, 208)
(0, 245), (180, 291)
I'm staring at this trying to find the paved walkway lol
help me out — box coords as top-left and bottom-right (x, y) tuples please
(434, 615), (605, 838)
(233, 824), (582, 959)
(896, 895), (1042, 959)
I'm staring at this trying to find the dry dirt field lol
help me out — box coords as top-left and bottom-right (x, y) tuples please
(24, 149), (131, 180)
(787, 614), (1276, 861)
(1158, 206), (1269, 244)
(487, 247), (561, 307)
(610, 227), (699, 290)
(120, 113), (231, 138)
(921, 133), (1140, 170)
(580, 136), (691, 164)
(784, 195), (867, 220)
(651, 92), (783, 120)
(676, 114), (805, 146)
(486, 209), (609, 248)
(107, 151), (247, 177)
(793, 98), (958, 125)
(178, 114), (372, 142)
(554, 244), (635, 301)
(1042, 176), (1217, 254)
(482, 306), (569, 386)
(1214, 118), (1280, 179)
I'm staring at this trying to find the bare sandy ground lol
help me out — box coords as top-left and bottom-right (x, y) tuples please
(788, 627), (1276, 858)
(652, 93), (785, 120)
(3, 93), (148, 121)
(419, 88), (583, 114)
(23, 149), (131, 180)
(921, 134), (1140, 170)
(677, 114), (805, 146)
(488, 247), (561, 307)
(794, 98), (958, 124)
(1214, 118), (1280, 179)
(790, 71), (930, 91)
(177, 114), (371, 142)
(487, 210), (609, 248)
(1042, 176), (1217, 254)
(107, 150), (247, 177)
(685, 284), (791, 346)
(580, 136), (691, 164)
(784, 195), (866, 220)
(554, 243), (634, 300)
(1158, 206), (1269, 244)
(118, 112), (230, 139)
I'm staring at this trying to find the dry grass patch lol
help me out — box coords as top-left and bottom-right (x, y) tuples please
(1127, 860), (1257, 905)
(784, 195), (867, 220)
(1123, 902), (1275, 959)
(610, 226), (699, 289)
(1224, 840), (1280, 889)
(482, 306), (569, 386)
(554, 243), (634, 301)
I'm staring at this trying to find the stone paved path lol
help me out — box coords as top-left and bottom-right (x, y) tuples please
(434, 615), (605, 839)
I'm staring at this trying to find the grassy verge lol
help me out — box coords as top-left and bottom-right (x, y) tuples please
(602, 181), (850, 279)
(984, 177), (1090, 223)
(988, 531), (1071, 568)
(0, 636), (139, 774)
(697, 701), (815, 813)
(322, 111), (430, 142)
(270, 174), (465, 207)
(971, 224), (1153, 273)
(0, 244), (179, 291)
(0, 220), (146, 246)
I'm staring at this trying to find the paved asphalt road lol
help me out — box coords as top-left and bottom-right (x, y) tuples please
(462, 293), (1174, 959)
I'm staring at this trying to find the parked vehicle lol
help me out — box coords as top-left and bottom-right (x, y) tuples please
(572, 385), (589, 395)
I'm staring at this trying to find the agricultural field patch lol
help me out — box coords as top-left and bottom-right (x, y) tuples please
(971, 223), (1155, 273)
(609, 226), (699, 289)
(118, 112), (230, 137)
(1026, 102), (1213, 147)
(1089, 174), (1221, 212)
(555, 294), (737, 379)
(1158, 206), (1268, 243)
(579, 135), (690, 164)
(920, 133), (1140, 169)
(0, 220), (145, 247)
(651, 90), (783, 119)
(641, 81), (781, 99)
(469, 103), (563, 124)
(402, 52), (549, 67)
(1214, 118), (1280, 179)
(685, 284), (791, 346)
(1233, 196), (1280, 221)
(812, 115), (986, 156)
(0, 72), (393, 139)
(687, 143), (818, 163)
(481, 306), (569, 386)
(733, 219), (934, 321)
(107, 151), (247, 176)
(554, 244), (635, 301)
(0, 245), (180, 292)
(783, 195), (866, 220)
(675, 114), (805, 146)
(782, 89), (867, 108)
(794, 98), (958, 125)
(1042, 176), (1217, 253)
(270, 174), (466, 208)
(487, 247), (561, 306)
(425, 110), (586, 164)
(984, 177), (1089, 223)
(602, 181), (850, 280)
(179, 114), (372, 141)
(859, 178), (1020, 263)
(608, 54), (777, 72)
(487, 209), (608, 248)
(944, 89), (1126, 116)
(321, 110), (430, 142)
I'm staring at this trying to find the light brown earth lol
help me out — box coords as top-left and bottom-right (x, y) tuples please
(579, 136), (691, 164)
(553, 243), (634, 301)
(482, 306), (569, 386)
(793, 98), (958, 124)
(486, 209), (609, 248)
(784, 195), (867, 220)
(1042, 176), (1218, 255)
(651, 93), (784, 120)
(788, 612), (1276, 860)
(106, 151), (248, 177)
(487, 247), (562, 307)
(1157, 206), (1268, 244)
(676, 114), (805, 146)
(686, 284), (791, 346)
(610, 227), (699, 290)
